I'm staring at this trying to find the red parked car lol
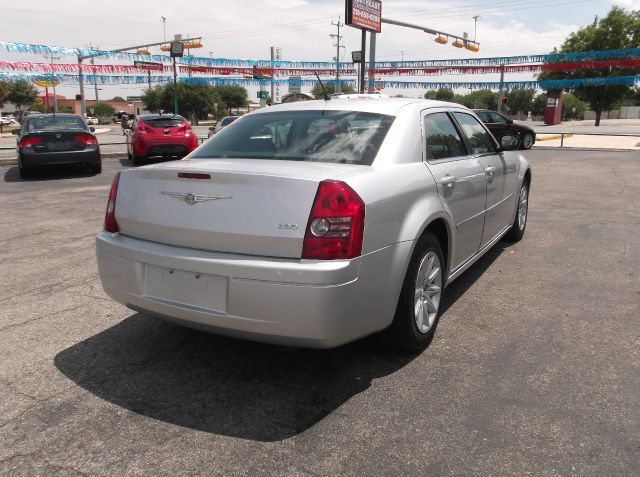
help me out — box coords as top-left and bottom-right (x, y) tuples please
(126, 114), (199, 166)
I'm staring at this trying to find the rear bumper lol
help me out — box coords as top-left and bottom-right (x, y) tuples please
(20, 148), (100, 167)
(96, 232), (411, 348)
(133, 137), (198, 157)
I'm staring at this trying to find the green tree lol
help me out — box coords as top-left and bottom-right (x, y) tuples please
(539, 6), (640, 125)
(311, 82), (356, 99)
(217, 84), (249, 110)
(0, 81), (9, 108)
(532, 93), (548, 116)
(112, 96), (125, 101)
(561, 93), (587, 120)
(435, 88), (455, 101)
(7, 80), (38, 120)
(141, 85), (164, 113)
(93, 102), (116, 119)
(424, 90), (437, 100)
(504, 89), (536, 115)
(459, 89), (498, 110)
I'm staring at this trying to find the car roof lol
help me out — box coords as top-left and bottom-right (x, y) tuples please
(139, 114), (186, 120)
(250, 98), (469, 117)
(24, 113), (83, 119)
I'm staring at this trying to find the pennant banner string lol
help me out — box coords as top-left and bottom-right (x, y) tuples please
(2, 41), (640, 69)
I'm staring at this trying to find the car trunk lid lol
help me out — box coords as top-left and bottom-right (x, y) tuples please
(115, 158), (368, 258)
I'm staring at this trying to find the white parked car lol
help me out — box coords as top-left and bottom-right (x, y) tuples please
(97, 97), (530, 351)
(86, 116), (99, 125)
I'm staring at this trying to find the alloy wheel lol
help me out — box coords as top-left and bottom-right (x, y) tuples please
(414, 251), (443, 334)
(518, 184), (529, 231)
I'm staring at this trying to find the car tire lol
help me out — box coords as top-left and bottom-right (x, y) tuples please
(383, 232), (445, 353)
(132, 154), (145, 166)
(520, 133), (534, 150)
(506, 179), (529, 241)
(18, 162), (33, 179)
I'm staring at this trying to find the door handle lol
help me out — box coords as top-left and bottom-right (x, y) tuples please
(440, 175), (456, 188)
(485, 166), (496, 176)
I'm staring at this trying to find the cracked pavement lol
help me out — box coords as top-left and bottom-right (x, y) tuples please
(0, 152), (638, 475)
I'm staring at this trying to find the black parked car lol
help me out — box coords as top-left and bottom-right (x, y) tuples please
(12, 114), (101, 178)
(473, 109), (536, 150)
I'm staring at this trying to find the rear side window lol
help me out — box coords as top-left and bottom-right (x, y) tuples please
(489, 112), (509, 124)
(192, 110), (395, 166)
(424, 112), (467, 161)
(453, 112), (497, 154)
(475, 111), (492, 123)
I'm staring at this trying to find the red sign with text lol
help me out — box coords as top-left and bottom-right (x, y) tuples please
(346, 0), (382, 33)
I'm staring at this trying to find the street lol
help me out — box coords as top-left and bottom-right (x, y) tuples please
(0, 150), (639, 475)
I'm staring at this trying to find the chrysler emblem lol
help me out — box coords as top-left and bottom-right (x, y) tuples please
(56, 133), (61, 138)
(161, 191), (232, 205)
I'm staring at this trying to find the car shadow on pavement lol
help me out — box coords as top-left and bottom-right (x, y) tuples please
(54, 241), (508, 442)
(3, 165), (97, 182)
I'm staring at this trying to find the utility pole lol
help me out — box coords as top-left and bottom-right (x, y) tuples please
(472, 16), (480, 41)
(90, 43), (99, 102)
(330, 17), (344, 93)
(161, 16), (167, 42)
(45, 53), (61, 113)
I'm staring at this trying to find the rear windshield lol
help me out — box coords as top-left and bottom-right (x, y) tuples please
(192, 110), (395, 165)
(25, 116), (85, 132)
(142, 116), (186, 128)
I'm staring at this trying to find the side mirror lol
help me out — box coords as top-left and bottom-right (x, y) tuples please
(208, 126), (215, 131)
(500, 135), (520, 151)
(89, 127), (95, 132)
(507, 118), (513, 124)
(11, 129), (20, 135)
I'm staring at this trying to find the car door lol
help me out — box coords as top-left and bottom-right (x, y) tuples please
(452, 111), (514, 248)
(422, 110), (487, 271)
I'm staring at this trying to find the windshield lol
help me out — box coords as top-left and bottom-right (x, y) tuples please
(25, 116), (85, 132)
(192, 110), (394, 165)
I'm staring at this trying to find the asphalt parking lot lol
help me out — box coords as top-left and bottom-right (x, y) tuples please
(0, 150), (638, 475)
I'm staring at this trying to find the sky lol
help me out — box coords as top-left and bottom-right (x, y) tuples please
(0, 0), (632, 101)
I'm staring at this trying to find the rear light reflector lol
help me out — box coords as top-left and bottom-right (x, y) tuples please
(18, 137), (42, 149)
(302, 180), (365, 260)
(178, 172), (210, 179)
(74, 134), (98, 145)
(104, 172), (121, 233)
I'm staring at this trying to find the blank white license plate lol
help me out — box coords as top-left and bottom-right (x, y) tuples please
(144, 265), (227, 313)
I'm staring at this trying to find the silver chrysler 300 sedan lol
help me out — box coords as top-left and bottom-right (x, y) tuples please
(96, 97), (530, 351)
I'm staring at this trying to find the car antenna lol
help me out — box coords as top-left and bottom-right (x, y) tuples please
(314, 72), (330, 101)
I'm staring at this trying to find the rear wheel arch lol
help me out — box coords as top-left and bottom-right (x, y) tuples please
(523, 167), (532, 187)
(402, 215), (452, 288)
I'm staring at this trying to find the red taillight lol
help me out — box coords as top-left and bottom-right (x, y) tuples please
(302, 180), (365, 260)
(18, 137), (42, 149)
(136, 123), (150, 134)
(74, 134), (98, 145)
(104, 172), (121, 233)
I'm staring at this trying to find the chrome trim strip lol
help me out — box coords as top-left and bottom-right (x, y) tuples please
(485, 193), (514, 213)
(456, 208), (486, 228)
